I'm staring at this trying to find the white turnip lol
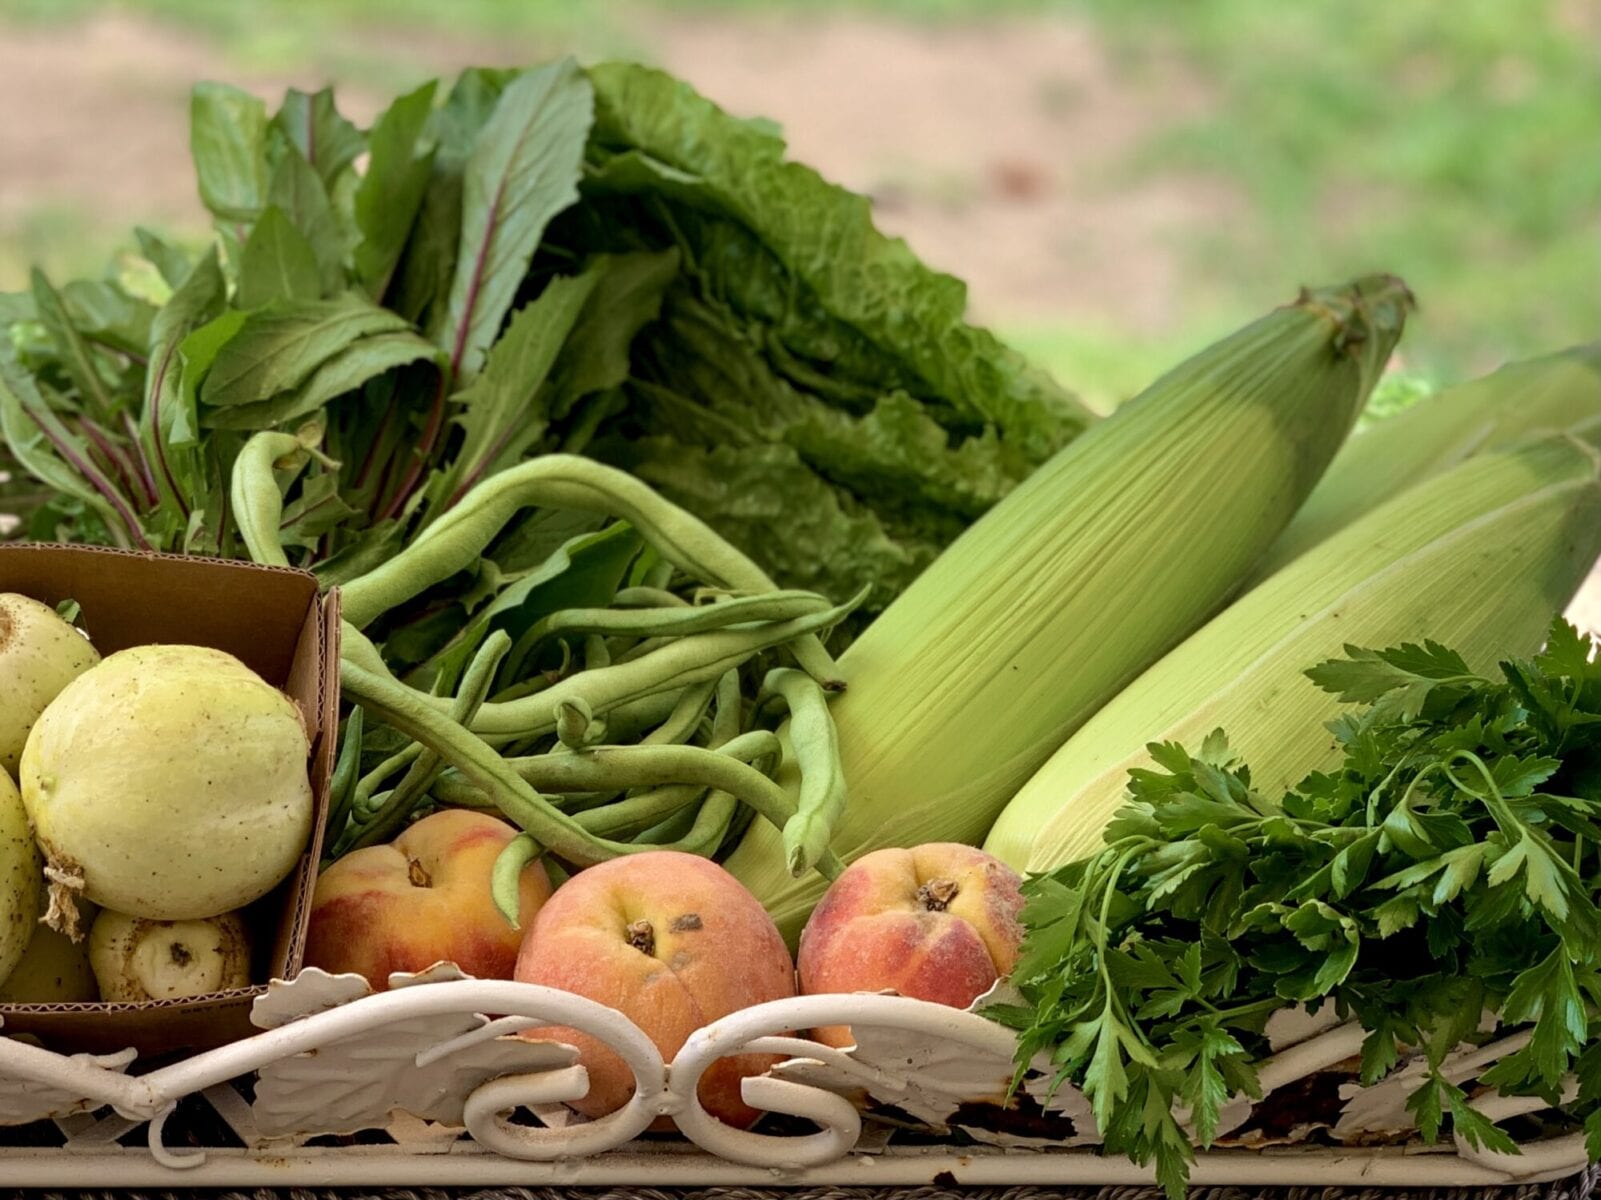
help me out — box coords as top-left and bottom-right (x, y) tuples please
(89, 909), (250, 1001)
(0, 594), (99, 777)
(21, 645), (313, 931)
(0, 770), (42, 987)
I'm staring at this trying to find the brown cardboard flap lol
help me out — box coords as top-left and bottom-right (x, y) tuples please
(0, 543), (319, 687)
(0, 545), (335, 1059)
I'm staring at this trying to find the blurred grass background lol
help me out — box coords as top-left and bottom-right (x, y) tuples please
(0, 0), (1595, 412)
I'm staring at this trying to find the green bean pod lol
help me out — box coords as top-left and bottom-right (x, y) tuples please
(635, 799), (707, 845)
(712, 668), (743, 745)
(612, 587), (689, 608)
(230, 431), (302, 568)
(641, 678), (718, 746)
(491, 833), (545, 929)
(573, 783), (706, 838)
(338, 454), (844, 687)
(476, 592), (864, 737)
(554, 696), (605, 750)
(519, 590), (833, 649)
(322, 706), (365, 852)
(338, 743), (425, 858)
(759, 668), (849, 878)
(431, 732), (783, 806)
(342, 625), (762, 875)
(659, 790), (738, 856)
(348, 630), (512, 852)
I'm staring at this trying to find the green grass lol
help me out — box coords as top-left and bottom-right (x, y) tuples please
(1079, 0), (1600, 383)
(1, 0), (1593, 400)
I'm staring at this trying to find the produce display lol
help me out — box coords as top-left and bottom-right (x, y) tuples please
(1, 54), (1600, 1196)
(796, 843), (1024, 1049)
(991, 619), (1601, 1193)
(21, 643), (314, 930)
(513, 850), (796, 1128)
(0, 607), (314, 1004)
(0, 916), (96, 1004)
(305, 809), (553, 987)
(88, 909), (252, 1002)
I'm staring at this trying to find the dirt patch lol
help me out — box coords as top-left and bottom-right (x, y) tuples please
(0, 7), (1237, 334)
(647, 11), (1239, 331)
(2, 8), (1599, 629)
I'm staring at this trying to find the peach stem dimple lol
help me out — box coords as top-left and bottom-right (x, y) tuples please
(626, 919), (656, 957)
(407, 858), (432, 888)
(917, 878), (959, 912)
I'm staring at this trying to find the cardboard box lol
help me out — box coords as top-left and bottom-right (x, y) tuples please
(0, 543), (339, 1059)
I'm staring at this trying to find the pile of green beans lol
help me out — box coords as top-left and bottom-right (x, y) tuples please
(234, 436), (861, 920)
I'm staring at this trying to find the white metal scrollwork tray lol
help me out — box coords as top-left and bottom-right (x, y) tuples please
(0, 966), (1589, 1189)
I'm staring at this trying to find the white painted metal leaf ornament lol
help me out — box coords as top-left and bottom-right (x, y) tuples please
(0, 1028), (137, 1126)
(249, 965), (586, 1139)
(715, 989), (1091, 1161)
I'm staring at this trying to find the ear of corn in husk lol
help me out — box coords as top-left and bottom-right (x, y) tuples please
(725, 275), (1414, 942)
(985, 432), (1601, 874)
(1250, 342), (1601, 582)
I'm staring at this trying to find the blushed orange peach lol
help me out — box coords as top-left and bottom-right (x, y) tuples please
(304, 810), (551, 988)
(514, 851), (795, 1128)
(797, 843), (1023, 1048)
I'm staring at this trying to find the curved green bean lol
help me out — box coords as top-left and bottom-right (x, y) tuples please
(712, 668), (743, 745)
(641, 678), (717, 746)
(430, 732), (783, 804)
(760, 668), (848, 878)
(520, 590), (832, 649)
(342, 629), (790, 877)
(230, 431), (301, 567)
(491, 833), (544, 928)
(338, 454), (844, 686)
(348, 630), (511, 851)
(352, 744), (423, 817)
(659, 790), (738, 856)
(555, 696), (605, 750)
(480, 592), (863, 737)
(612, 586), (688, 608)
(322, 706), (365, 852)
(636, 798), (706, 845)
(573, 783), (705, 838)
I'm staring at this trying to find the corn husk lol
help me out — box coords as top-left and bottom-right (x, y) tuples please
(725, 276), (1413, 942)
(986, 433), (1601, 873)
(1250, 342), (1601, 581)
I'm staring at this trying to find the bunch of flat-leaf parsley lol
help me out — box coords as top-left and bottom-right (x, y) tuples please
(987, 617), (1601, 1198)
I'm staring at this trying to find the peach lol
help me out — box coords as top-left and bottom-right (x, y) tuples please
(515, 851), (795, 1128)
(797, 843), (1024, 1048)
(304, 810), (551, 988)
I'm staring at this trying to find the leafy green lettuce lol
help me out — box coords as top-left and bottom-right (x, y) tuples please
(0, 60), (1091, 623)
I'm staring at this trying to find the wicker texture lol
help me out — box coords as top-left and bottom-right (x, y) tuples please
(20, 1174), (1601, 1200)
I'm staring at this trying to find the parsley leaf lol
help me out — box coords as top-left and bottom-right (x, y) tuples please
(1001, 620), (1601, 1198)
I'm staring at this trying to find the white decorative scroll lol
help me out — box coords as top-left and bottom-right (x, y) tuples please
(249, 966), (583, 1137)
(0, 976), (1588, 1186)
(0, 1038), (137, 1127)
